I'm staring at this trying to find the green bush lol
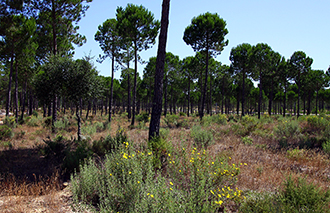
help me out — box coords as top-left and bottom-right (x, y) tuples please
(306, 114), (329, 133)
(32, 110), (39, 117)
(81, 124), (96, 136)
(179, 112), (186, 117)
(242, 136), (253, 145)
(92, 128), (128, 156)
(148, 136), (171, 169)
(71, 145), (181, 212)
(0, 125), (13, 140)
(53, 117), (70, 130)
(43, 116), (52, 127)
(94, 121), (104, 132)
(322, 140), (330, 154)
(26, 115), (40, 127)
(62, 140), (93, 175)
(71, 145), (244, 212)
(136, 111), (149, 123)
(274, 119), (301, 142)
(190, 125), (213, 147)
(4, 116), (16, 128)
(167, 147), (244, 212)
(240, 177), (330, 213)
(163, 114), (179, 128)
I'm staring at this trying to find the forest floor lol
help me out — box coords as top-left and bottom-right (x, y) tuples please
(0, 111), (329, 212)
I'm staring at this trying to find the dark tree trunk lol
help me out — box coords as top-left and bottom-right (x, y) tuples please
(43, 104), (46, 117)
(86, 100), (91, 120)
(131, 40), (138, 126)
(316, 90), (319, 115)
(164, 74), (168, 116)
(268, 78), (273, 116)
(283, 83), (287, 117)
(258, 72), (262, 119)
(76, 104), (81, 141)
(127, 67), (131, 119)
(6, 49), (14, 117)
(200, 45), (209, 120)
(149, 0), (170, 140)
(15, 60), (18, 123)
(29, 93), (33, 115)
(108, 66), (114, 118)
(187, 77), (190, 117)
(242, 70), (246, 116)
(20, 81), (27, 121)
(52, 95), (57, 132)
(209, 75), (212, 115)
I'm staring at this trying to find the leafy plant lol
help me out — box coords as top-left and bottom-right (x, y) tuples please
(163, 114), (179, 128)
(190, 125), (213, 147)
(136, 111), (149, 123)
(322, 140), (330, 154)
(242, 136), (253, 145)
(0, 125), (13, 140)
(92, 128), (128, 156)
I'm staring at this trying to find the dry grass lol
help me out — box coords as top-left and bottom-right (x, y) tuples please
(1, 111), (330, 212)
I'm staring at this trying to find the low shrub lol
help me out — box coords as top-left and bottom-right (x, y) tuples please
(136, 111), (149, 123)
(322, 140), (330, 154)
(242, 136), (253, 145)
(163, 114), (179, 128)
(240, 176), (330, 213)
(190, 125), (213, 147)
(92, 128), (128, 156)
(274, 119), (301, 142)
(71, 144), (245, 212)
(26, 116), (40, 127)
(0, 125), (13, 140)
(4, 116), (16, 128)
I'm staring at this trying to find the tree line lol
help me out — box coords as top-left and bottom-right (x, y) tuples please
(1, 0), (330, 136)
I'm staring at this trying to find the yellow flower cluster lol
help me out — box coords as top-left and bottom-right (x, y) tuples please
(212, 186), (245, 206)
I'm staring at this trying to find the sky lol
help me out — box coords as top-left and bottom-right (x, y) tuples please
(73, 0), (330, 80)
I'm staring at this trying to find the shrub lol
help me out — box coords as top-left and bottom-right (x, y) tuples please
(92, 128), (128, 156)
(322, 140), (330, 154)
(32, 110), (39, 117)
(26, 116), (40, 127)
(163, 114), (180, 128)
(306, 114), (329, 133)
(167, 147), (244, 212)
(71, 145), (181, 212)
(81, 124), (96, 136)
(179, 112), (186, 117)
(242, 136), (253, 145)
(159, 128), (169, 139)
(94, 121), (104, 132)
(43, 116), (52, 127)
(62, 140), (93, 175)
(240, 176), (330, 213)
(54, 120), (68, 130)
(148, 136), (171, 169)
(0, 125), (13, 140)
(71, 145), (245, 212)
(4, 116), (16, 128)
(274, 119), (301, 142)
(286, 148), (306, 160)
(136, 111), (150, 123)
(190, 125), (213, 147)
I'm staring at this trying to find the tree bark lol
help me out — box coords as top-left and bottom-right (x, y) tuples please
(15, 60), (18, 123)
(6, 49), (14, 117)
(149, 0), (170, 140)
(131, 40), (138, 126)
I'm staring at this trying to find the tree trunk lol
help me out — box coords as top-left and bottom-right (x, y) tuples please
(52, 95), (57, 132)
(15, 60), (18, 123)
(76, 104), (81, 141)
(187, 77), (190, 117)
(149, 0), (170, 140)
(131, 40), (138, 126)
(258, 72), (262, 119)
(200, 45), (209, 120)
(242, 70), (246, 116)
(164, 74), (168, 116)
(108, 56), (115, 123)
(6, 49), (14, 117)
(127, 63), (131, 119)
(20, 81), (27, 121)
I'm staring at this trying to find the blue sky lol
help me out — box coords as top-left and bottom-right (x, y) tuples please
(73, 0), (330, 80)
